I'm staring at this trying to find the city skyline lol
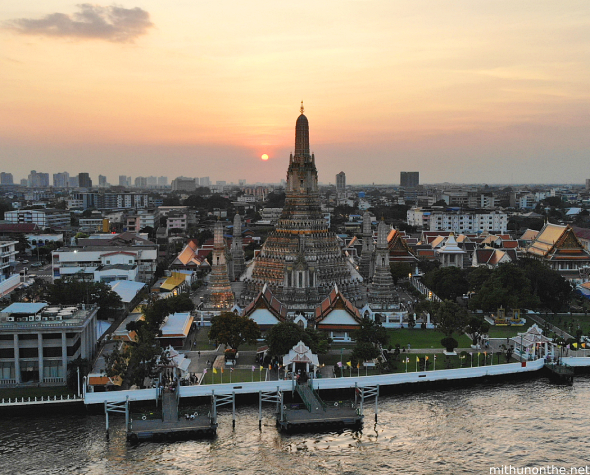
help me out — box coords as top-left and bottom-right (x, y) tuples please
(1, 1), (589, 184)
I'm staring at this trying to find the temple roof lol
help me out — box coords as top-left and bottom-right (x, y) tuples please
(315, 285), (361, 322)
(243, 283), (288, 321)
(526, 223), (590, 261)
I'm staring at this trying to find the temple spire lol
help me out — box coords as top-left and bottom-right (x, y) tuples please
(295, 102), (310, 156)
(300, 101), (304, 114)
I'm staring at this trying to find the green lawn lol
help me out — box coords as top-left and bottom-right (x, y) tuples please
(387, 328), (472, 349)
(200, 368), (266, 384)
(0, 386), (75, 400)
(486, 320), (529, 338)
(323, 352), (515, 375)
(543, 314), (590, 336)
(193, 327), (218, 351)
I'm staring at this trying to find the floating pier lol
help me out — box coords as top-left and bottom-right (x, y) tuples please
(544, 362), (574, 385)
(105, 388), (218, 443)
(258, 382), (376, 433)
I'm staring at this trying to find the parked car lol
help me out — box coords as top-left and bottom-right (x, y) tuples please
(31, 262), (43, 268)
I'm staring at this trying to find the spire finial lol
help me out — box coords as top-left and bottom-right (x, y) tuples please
(300, 101), (304, 115)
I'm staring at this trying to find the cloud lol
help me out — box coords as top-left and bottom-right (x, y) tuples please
(6, 4), (153, 43)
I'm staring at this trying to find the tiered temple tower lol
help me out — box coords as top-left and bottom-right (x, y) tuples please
(368, 219), (397, 308)
(242, 104), (361, 309)
(230, 213), (246, 279)
(359, 211), (374, 280)
(207, 220), (235, 309)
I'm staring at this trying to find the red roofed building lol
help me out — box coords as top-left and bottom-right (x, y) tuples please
(526, 223), (590, 280)
(242, 284), (287, 331)
(315, 285), (362, 342)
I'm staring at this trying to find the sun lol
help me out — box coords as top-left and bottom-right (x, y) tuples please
(261, 154), (269, 161)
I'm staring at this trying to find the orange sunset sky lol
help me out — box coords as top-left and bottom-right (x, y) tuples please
(1, 1), (589, 184)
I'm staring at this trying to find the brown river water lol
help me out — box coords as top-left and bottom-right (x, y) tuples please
(1, 377), (588, 475)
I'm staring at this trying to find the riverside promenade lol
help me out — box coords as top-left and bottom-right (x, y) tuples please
(84, 359), (546, 405)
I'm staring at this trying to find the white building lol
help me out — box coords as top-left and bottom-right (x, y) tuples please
(5, 209), (71, 229)
(0, 302), (98, 386)
(52, 245), (158, 283)
(407, 208), (508, 233)
(0, 240), (18, 281)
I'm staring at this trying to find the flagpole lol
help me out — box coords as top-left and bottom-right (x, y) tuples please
(405, 358), (408, 373)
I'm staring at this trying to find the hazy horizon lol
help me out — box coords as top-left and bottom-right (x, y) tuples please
(1, 1), (589, 185)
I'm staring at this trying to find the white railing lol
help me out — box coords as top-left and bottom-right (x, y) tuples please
(0, 379), (17, 385)
(83, 360), (547, 405)
(0, 394), (81, 405)
(43, 377), (64, 383)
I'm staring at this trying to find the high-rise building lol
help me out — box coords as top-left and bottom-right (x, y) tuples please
(53, 172), (69, 188)
(20, 179), (27, 187)
(68, 176), (79, 188)
(171, 177), (196, 192)
(336, 171), (346, 192)
(400, 171), (419, 188)
(98, 175), (107, 187)
(134, 176), (147, 188)
(27, 170), (50, 188)
(586, 179), (590, 191)
(146, 176), (157, 187)
(158, 176), (168, 187)
(118, 175), (128, 187)
(239, 179), (246, 186)
(242, 105), (361, 308)
(200, 177), (211, 187)
(0, 172), (14, 185)
(78, 173), (92, 188)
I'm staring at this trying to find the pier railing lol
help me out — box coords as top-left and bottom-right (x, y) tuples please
(0, 394), (81, 406)
(295, 384), (312, 412)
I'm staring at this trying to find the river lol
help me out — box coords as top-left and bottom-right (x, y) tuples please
(1, 377), (589, 475)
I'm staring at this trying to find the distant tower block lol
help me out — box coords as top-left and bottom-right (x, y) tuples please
(207, 220), (235, 309)
(368, 219), (397, 309)
(230, 213), (246, 279)
(400, 171), (419, 188)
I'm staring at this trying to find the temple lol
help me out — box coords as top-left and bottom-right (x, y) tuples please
(241, 105), (362, 310)
(205, 220), (234, 309)
(367, 220), (397, 309)
(526, 223), (590, 279)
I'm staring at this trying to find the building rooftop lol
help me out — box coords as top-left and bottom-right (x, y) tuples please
(0, 303), (97, 328)
(159, 312), (193, 338)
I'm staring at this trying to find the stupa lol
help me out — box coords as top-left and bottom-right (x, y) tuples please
(242, 104), (361, 309)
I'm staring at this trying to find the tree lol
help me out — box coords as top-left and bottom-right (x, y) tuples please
(466, 266), (493, 293)
(266, 322), (309, 356)
(390, 262), (413, 285)
(67, 357), (91, 392)
(517, 258), (572, 313)
(209, 312), (261, 351)
(44, 278), (123, 320)
(126, 326), (164, 387)
(352, 318), (388, 347)
(465, 317), (490, 345)
(433, 300), (469, 337)
(423, 266), (469, 301)
(441, 336), (458, 352)
(351, 341), (380, 365)
(468, 263), (540, 312)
